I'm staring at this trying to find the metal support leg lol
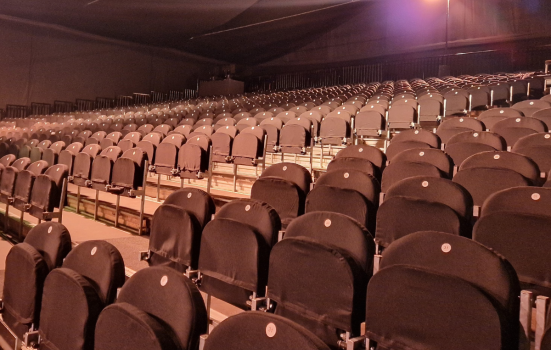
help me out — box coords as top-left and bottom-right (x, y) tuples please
(58, 179), (67, 224)
(76, 186), (81, 214)
(206, 294), (212, 331)
(4, 204), (9, 233)
(233, 164), (237, 192)
(156, 174), (161, 202)
(536, 296), (550, 350)
(138, 161), (148, 235)
(520, 290), (534, 350)
(114, 195), (120, 228)
(94, 190), (99, 221)
(19, 210), (24, 241)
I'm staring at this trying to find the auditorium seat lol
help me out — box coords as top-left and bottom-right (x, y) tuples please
(327, 156), (380, 180)
(481, 186), (551, 218)
(334, 144), (386, 172)
(354, 110), (385, 138)
(145, 189), (214, 274)
(380, 230), (519, 324)
(30, 140), (51, 163)
(198, 209), (276, 308)
(230, 126), (266, 166)
(37, 240), (125, 350)
(365, 265), (517, 350)
(444, 130), (505, 167)
(260, 117), (282, 151)
(267, 237), (368, 349)
(89, 146), (123, 191)
(512, 99), (551, 117)
(307, 168), (379, 232)
(99, 132), (122, 149)
(436, 117), (484, 144)
(250, 163), (311, 226)
(95, 266), (207, 350)
(203, 312), (330, 350)
(108, 147), (146, 196)
(177, 133), (211, 179)
(492, 117), (546, 149)
(149, 133), (186, 176)
(71, 144), (102, 187)
(460, 151), (540, 185)
(478, 108), (523, 131)
(453, 167), (531, 211)
(531, 108), (551, 129)
(1, 222), (72, 340)
(381, 161), (444, 193)
(42, 141), (65, 167)
(284, 211), (375, 274)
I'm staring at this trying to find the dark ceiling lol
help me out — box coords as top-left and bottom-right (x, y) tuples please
(0, 0), (372, 65)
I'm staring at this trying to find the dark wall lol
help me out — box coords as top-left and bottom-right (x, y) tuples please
(0, 17), (215, 109)
(260, 0), (551, 69)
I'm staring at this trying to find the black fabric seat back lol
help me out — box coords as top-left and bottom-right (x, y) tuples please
(453, 167), (531, 207)
(110, 148), (146, 192)
(251, 177), (303, 227)
(216, 199), (280, 247)
(474, 212), (551, 296)
(163, 188), (215, 229)
(388, 104), (416, 129)
(381, 161), (444, 193)
(391, 148), (453, 177)
(58, 142), (83, 175)
(376, 196), (462, 247)
(513, 132), (551, 151)
(191, 125), (214, 137)
(95, 266), (207, 350)
(316, 168), (380, 205)
(279, 124), (309, 153)
(153, 124), (173, 136)
(204, 312), (330, 350)
(444, 142), (498, 167)
(482, 186), (551, 218)
(319, 117), (350, 144)
(334, 144), (386, 171)
(0, 158), (31, 198)
(386, 140), (432, 161)
(0, 154), (16, 167)
(447, 130), (506, 150)
(199, 218), (271, 306)
(306, 186), (375, 236)
(268, 237), (367, 348)
(149, 204), (201, 272)
(285, 211), (374, 274)
(123, 131), (143, 144)
(161, 133), (185, 147)
(152, 142), (179, 175)
(355, 111), (385, 136)
(38, 240), (124, 350)
(381, 231), (520, 320)
(12, 161), (49, 210)
(327, 157), (380, 180)
(460, 151), (539, 184)
(72, 144), (102, 186)
(2, 222), (71, 339)
(391, 129), (441, 148)
(385, 175), (473, 224)
(232, 129), (263, 164)
(90, 146), (122, 190)
(28, 164), (69, 218)
(260, 162), (311, 195)
(365, 265), (515, 350)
